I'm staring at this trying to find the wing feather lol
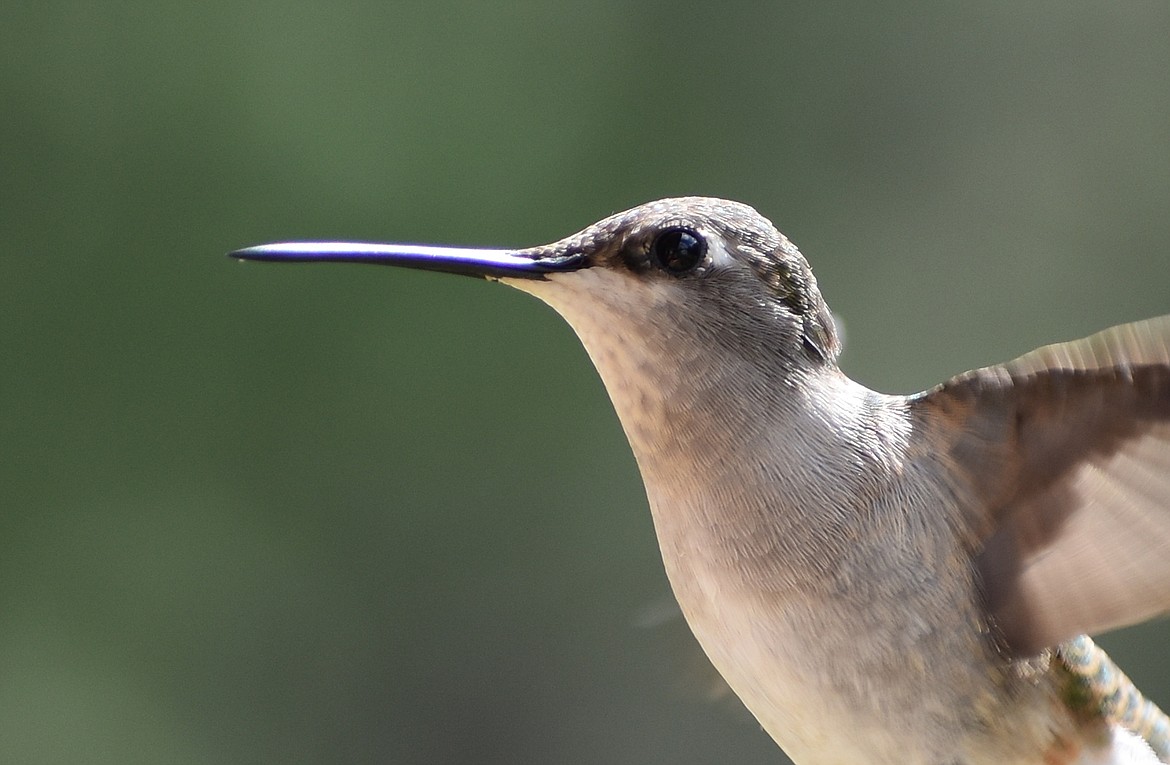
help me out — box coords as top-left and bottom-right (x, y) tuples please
(913, 316), (1170, 655)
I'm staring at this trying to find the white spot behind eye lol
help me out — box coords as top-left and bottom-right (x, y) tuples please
(706, 237), (736, 269)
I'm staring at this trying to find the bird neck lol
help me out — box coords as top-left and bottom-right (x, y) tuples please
(557, 301), (912, 575)
(514, 270), (915, 579)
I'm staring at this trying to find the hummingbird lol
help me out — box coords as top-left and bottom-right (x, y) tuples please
(232, 197), (1170, 764)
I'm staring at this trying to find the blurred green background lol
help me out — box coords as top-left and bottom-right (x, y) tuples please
(3, 2), (1169, 763)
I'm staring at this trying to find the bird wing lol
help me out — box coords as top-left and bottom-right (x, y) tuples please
(911, 315), (1170, 656)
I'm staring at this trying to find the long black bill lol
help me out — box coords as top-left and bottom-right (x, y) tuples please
(229, 241), (586, 280)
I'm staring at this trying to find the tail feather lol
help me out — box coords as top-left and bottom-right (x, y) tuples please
(1058, 635), (1170, 762)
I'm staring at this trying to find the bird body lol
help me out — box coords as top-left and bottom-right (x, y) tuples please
(233, 197), (1170, 764)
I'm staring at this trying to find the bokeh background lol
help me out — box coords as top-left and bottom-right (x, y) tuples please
(3, 3), (1169, 763)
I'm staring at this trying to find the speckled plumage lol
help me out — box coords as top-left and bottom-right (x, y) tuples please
(1058, 636), (1170, 761)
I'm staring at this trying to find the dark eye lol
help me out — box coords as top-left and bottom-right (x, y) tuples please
(649, 227), (706, 274)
